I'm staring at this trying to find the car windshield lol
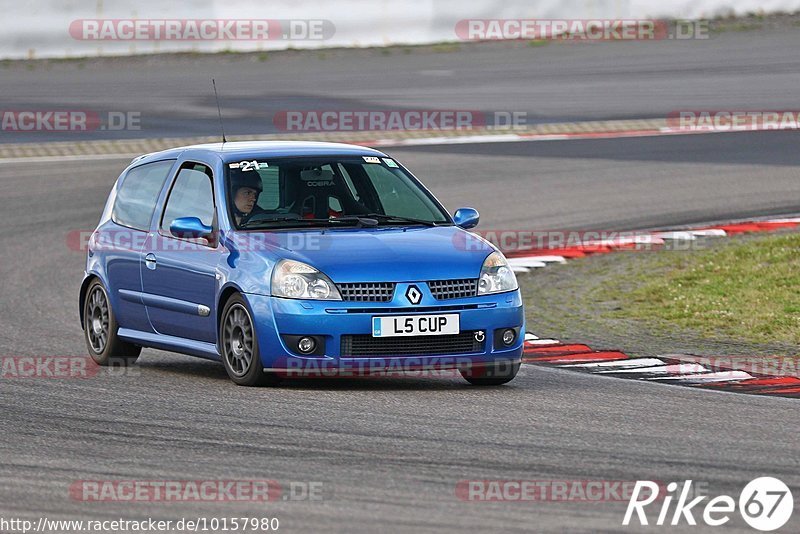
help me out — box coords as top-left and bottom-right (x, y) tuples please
(225, 156), (451, 229)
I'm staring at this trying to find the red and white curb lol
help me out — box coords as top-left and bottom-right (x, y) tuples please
(507, 217), (800, 273)
(521, 334), (800, 398)
(516, 217), (800, 398)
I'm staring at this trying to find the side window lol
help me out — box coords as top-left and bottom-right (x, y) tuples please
(161, 163), (215, 238)
(112, 160), (175, 231)
(337, 163), (360, 202)
(255, 167), (280, 210)
(363, 165), (440, 220)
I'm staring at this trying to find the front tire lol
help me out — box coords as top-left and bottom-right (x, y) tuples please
(219, 294), (280, 386)
(460, 360), (520, 386)
(83, 279), (141, 366)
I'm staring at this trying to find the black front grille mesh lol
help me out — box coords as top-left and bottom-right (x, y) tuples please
(336, 279), (478, 302)
(338, 283), (395, 302)
(428, 279), (479, 300)
(341, 331), (483, 357)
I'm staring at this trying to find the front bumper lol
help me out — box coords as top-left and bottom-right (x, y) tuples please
(245, 286), (524, 375)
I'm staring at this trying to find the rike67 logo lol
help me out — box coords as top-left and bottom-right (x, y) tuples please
(624, 478), (793, 531)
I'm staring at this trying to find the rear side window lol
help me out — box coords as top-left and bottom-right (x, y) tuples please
(112, 160), (175, 231)
(255, 166), (280, 210)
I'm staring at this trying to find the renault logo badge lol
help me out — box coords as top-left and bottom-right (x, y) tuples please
(406, 285), (422, 305)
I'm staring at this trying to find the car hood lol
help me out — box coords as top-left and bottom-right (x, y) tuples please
(237, 226), (495, 283)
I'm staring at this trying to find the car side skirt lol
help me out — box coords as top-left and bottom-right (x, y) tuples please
(117, 328), (220, 361)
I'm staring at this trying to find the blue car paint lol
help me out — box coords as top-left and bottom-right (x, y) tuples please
(81, 141), (525, 372)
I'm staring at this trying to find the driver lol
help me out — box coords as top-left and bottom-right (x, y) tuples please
(231, 172), (264, 226)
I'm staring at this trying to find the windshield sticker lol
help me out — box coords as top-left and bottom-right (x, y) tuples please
(232, 160), (268, 171)
(363, 156), (381, 164)
(382, 158), (399, 168)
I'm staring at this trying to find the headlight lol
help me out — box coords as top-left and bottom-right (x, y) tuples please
(271, 260), (342, 300)
(478, 251), (518, 295)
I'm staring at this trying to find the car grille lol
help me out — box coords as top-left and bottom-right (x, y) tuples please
(428, 279), (479, 300)
(337, 282), (396, 302)
(341, 331), (484, 357)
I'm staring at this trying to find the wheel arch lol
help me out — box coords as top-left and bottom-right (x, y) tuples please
(79, 274), (103, 328)
(216, 283), (246, 340)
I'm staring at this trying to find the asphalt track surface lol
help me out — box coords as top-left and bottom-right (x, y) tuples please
(1, 29), (800, 142)
(1, 129), (800, 532)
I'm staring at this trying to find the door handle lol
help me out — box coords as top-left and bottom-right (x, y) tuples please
(144, 253), (157, 270)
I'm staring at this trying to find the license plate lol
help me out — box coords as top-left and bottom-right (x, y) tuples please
(372, 314), (460, 337)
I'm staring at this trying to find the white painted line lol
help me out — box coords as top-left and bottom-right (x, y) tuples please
(764, 217), (800, 223)
(561, 358), (665, 369)
(525, 339), (561, 345)
(647, 370), (753, 383)
(517, 134), (572, 141)
(511, 266), (530, 273)
(629, 235), (665, 246)
(521, 255), (567, 264)
(376, 134), (524, 147)
(508, 257), (548, 268)
(524, 332), (539, 341)
(690, 229), (727, 237)
(599, 363), (708, 375)
(652, 231), (697, 241)
(373, 126), (733, 148)
(598, 236), (662, 247)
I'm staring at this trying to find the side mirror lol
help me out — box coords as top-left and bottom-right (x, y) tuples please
(453, 207), (480, 229)
(170, 217), (214, 240)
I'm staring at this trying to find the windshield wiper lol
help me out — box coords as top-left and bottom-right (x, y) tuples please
(240, 216), (379, 229)
(361, 213), (442, 227)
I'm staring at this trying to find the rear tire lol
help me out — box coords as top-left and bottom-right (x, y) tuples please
(83, 279), (141, 366)
(219, 294), (280, 386)
(460, 361), (520, 386)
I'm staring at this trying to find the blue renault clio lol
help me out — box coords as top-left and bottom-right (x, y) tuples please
(80, 141), (524, 386)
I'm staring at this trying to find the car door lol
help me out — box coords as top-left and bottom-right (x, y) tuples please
(103, 159), (176, 333)
(140, 161), (220, 343)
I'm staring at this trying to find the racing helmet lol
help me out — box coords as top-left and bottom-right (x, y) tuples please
(230, 171), (263, 195)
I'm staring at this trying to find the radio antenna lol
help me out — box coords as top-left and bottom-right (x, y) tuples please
(212, 78), (227, 145)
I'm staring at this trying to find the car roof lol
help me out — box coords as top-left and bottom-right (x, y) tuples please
(131, 141), (389, 166)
